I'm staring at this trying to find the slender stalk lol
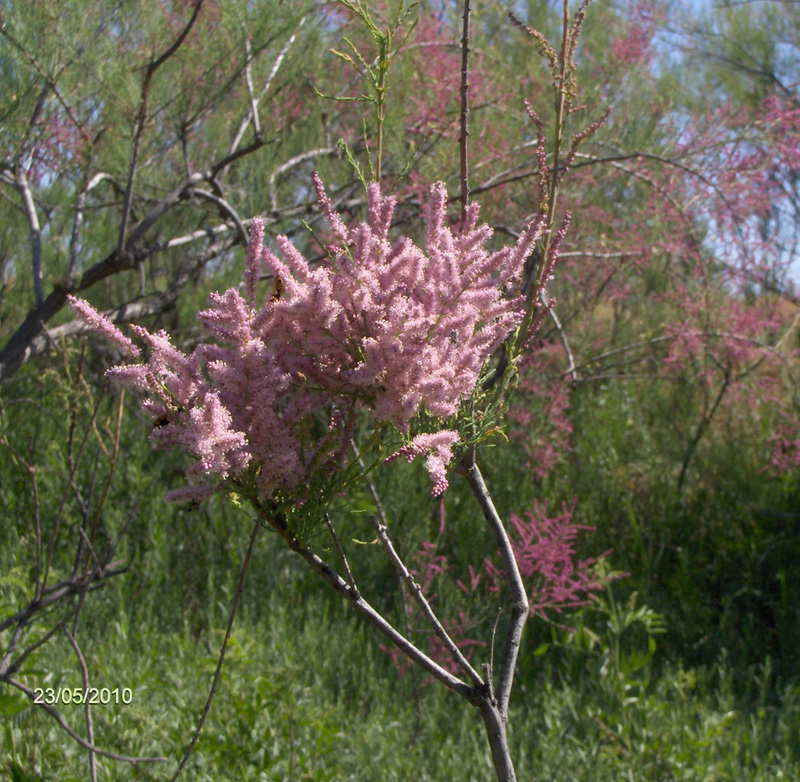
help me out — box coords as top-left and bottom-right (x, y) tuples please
(65, 630), (97, 782)
(370, 515), (485, 687)
(118, 0), (204, 257)
(259, 506), (477, 702)
(463, 454), (528, 718)
(170, 518), (259, 781)
(459, 0), (471, 224)
(7, 677), (167, 764)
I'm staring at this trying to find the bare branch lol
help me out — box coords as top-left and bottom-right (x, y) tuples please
(6, 677), (168, 764)
(325, 514), (358, 597)
(15, 167), (44, 306)
(260, 507), (477, 702)
(459, 0), (471, 224)
(269, 147), (338, 213)
(462, 455), (528, 719)
(65, 630), (97, 782)
(118, 0), (205, 256)
(186, 188), (249, 248)
(170, 518), (259, 782)
(68, 173), (114, 283)
(0, 562), (128, 636)
(229, 16), (307, 157)
(243, 34), (261, 138)
(542, 290), (578, 384)
(370, 515), (485, 688)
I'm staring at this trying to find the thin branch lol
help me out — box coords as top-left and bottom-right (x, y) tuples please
(350, 440), (425, 724)
(15, 167), (44, 306)
(118, 0), (205, 256)
(65, 629), (97, 782)
(170, 518), (260, 782)
(68, 172), (114, 283)
(40, 368), (109, 597)
(7, 678), (168, 764)
(269, 147), (338, 213)
(243, 34), (261, 138)
(369, 515), (485, 688)
(678, 371), (730, 491)
(542, 290), (578, 384)
(570, 330), (797, 378)
(462, 455), (528, 719)
(186, 188), (248, 248)
(229, 16), (307, 156)
(259, 506), (477, 702)
(325, 514), (358, 597)
(0, 563), (128, 635)
(459, 0), (471, 224)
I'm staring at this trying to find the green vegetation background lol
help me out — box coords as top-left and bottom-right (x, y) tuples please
(3, 341), (799, 780)
(2, 0), (800, 779)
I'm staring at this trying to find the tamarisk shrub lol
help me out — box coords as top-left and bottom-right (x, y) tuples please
(67, 1), (612, 779)
(70, 175), (543, 507)
(67, 168), (597, 782)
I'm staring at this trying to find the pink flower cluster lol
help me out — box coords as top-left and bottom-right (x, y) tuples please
(382, 496), (604, 677)
(485, 498), (604, 618)
(70, 176), (542, 501)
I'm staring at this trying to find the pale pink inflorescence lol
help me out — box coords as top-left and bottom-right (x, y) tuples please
(386, 431), (461, 497)
(70, 176), (543, 501)
(67, 295), (140, 359)
(484, 498), (604, 617)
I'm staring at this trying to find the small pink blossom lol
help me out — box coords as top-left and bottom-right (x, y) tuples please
(389, 431), (460, 496)
(68, 296), (140, 358)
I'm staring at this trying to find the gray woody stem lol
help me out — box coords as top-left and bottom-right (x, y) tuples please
(459, 0), (471, 224)
(481, 700), (518, 782)
(262, 510), (477, 703)
(6, 677), (167, 764)
(370, 515), (485, 688)
(463, 455), (529, 719)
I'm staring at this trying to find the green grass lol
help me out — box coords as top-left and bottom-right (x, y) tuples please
(3, 343), (800, 781)
(4, 576), (799, 781)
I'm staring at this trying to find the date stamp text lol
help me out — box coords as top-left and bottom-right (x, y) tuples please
(33, 686), (133, 706)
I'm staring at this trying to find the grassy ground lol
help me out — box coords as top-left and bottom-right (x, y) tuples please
(4, 573), (799, 781)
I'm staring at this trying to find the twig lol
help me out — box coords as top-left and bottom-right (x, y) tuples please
(350, 440), (424, 729)
(369, 515), (485, 687)
(118, 0), (205, 257)
(15, 167), (44, 306)
(269, 147), (338, 213)
(459, 0), (471, 224)
(40, 371), (108, 596)
(489, 606), (501, 682)
(170, 517), (260, 781)
(677, 371), (730, 491)
(7, 677), (168, 764)
(65, 629), (97, 782)
(462, 454), (528, 719)
(243, 34), (261, 138)
(68, 167), (112, 284)
(541, 289), (578, 384)
(229, 15), (307, 157)
(185, 188), (248, 248)
(325, 514), (358, 597)
(260, 507), (477, 702)
(350, 439), (388, 527)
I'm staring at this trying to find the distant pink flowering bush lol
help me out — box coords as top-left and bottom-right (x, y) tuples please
(70, 175), (543, 502)
(381, 496), (604, 678)
(485, 498), (604, 618)
(510, 342), (574, 480)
